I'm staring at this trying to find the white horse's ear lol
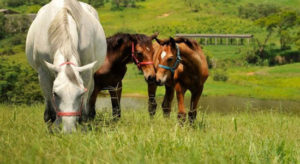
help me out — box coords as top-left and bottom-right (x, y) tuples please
(44, 61), (60, 73)
(75, 61), (97, 72)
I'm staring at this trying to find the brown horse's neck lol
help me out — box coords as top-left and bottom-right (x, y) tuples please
(177, 44), (202, 73)
(107, 43), (133, 66)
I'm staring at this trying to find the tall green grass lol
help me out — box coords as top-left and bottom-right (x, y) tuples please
(0, 104), (299, 163)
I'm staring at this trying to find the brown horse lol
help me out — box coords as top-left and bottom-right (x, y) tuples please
(89, 33), (158, 120)
(148, 37), (209, 123)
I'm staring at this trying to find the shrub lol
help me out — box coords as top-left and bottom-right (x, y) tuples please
(111, 0), (138, 10)
(26, 0), (49, 5)
(0, 59), (43, 104)
(0, 48), (15, 56)
(269, 50), (300, 66)
(238, 3), (280, 20)
(213, 69), (228, 82)
(4, 0), (25, 7)
(245, 52), (260, 64)
(9, 34), (26, 46)
(0, 13), (6, 39)
(88, 0), (105, 8)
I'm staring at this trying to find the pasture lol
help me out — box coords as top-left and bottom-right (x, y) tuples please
(0, 104), (299, 163)
(0, 0), (300, 163)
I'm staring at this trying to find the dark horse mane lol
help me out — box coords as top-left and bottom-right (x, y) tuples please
(174, 37), (201, 51)
(107, 33), (153, 51)
(155, 37), (201, 51)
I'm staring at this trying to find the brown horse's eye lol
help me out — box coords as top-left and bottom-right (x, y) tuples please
(137, 52), (143, 57)
(167, 57), (173, 63)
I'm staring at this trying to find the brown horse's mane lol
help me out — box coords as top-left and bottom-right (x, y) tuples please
(174, 37), (200, 51)
(155, 37), (201, 52)
(107, 33), (153, 51)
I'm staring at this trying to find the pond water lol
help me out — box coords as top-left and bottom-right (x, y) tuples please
(96, 95), (300, 115)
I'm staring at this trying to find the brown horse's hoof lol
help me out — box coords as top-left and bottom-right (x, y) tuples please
(148, 108), (156, 118)
(188, 111), (197, 124)
(162, 108), (171, 118)
(177, 112), (186, 125)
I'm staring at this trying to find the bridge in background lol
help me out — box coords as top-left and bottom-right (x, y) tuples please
(175, 34), (254, 46)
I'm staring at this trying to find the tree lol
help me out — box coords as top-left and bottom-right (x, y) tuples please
(0, 13), (6, 39)
(4, 0), (25, 7)
(255, 14), (279, 57)
(238, 3), (279, 20)
(255, 10), (299, 56)
(88, 0), (105, 8)
(111, 0), (137, 10)
(295, 31), (300, 51)
(276, 11), (298, 50)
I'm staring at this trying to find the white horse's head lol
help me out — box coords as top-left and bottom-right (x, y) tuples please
(45, 61), (96, 133)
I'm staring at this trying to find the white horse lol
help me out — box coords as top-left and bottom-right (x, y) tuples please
(26, 0), (106, 132)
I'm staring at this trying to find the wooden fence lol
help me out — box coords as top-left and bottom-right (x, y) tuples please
(175, 34), (254, 45)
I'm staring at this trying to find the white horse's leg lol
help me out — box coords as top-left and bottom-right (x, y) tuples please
(38, 68), (56, 123)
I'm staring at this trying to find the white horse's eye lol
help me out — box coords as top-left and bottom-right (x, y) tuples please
(161, 51), (166, 59)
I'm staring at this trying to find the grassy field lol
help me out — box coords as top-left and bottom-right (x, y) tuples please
(0, 0), (299, 163)
(0, 104), (299, 163)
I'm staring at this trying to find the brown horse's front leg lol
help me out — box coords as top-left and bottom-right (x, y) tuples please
(109, 82), (122, 121)
(175, 83), (187, 123)
(88, 86), (100, 120)
(189, 85), (204, 124)
(162, 85), (175, 118)
(147, 82), (157, 118)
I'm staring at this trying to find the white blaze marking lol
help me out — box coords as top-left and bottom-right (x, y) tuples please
(161, 51), (166, 59)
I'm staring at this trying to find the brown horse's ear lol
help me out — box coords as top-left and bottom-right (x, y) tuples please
(169, 37), (176, 48)
(150, 32), (159, 40)
(155, 37), (164, 45)
(128, 34), (137, 44)
(174, 37), (186, 43)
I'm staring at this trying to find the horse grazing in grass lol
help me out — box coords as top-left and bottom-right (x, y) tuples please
(89, 33), (158, 120)
(26, 0), (106, 132)
(148, 37), (209, 123)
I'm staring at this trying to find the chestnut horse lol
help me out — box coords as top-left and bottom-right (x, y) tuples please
(148, 37), (209, 123)
(89, 33), (158, 120)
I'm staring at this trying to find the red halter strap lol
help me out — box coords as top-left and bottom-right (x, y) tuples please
(131, 42), (154, 70)
(52, 61), (87, 117)
(59, 62), (76, 66)
(52, 92), (86, 117)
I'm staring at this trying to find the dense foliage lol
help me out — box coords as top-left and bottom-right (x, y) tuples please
(0, 59), (43, 104)
(238, 3), (280, 20)
(0, 13), (6, 39)
(2, 0), (49, 7)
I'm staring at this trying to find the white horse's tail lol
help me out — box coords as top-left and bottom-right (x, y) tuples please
(48, 0), (83, 63)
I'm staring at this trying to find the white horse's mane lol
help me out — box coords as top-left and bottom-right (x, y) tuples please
(48, 0), (82, 64)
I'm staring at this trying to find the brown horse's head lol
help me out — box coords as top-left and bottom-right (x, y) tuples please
(154, 37), (180, 85)
(130, 33), (158, 83)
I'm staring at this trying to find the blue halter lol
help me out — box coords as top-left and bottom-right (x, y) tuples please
(158, 44), (181, 74)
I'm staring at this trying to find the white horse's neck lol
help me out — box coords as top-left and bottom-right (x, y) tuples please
(49, 0), (80, 66)
(53, 50), (79, 66)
